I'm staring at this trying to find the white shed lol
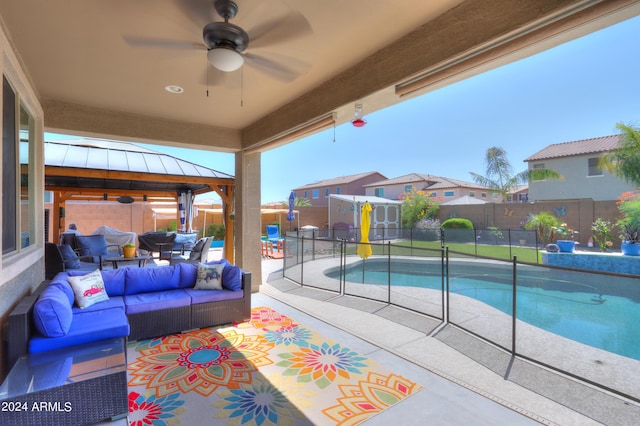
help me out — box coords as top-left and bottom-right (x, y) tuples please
(328, 195), (402, 240)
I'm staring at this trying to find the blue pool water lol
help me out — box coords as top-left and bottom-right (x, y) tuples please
(335, 263), (640, 361)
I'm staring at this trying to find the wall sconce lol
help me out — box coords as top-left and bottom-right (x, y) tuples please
(103, 193), (108, 200)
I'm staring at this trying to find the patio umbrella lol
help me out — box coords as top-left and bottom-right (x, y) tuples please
(286, 192), (296, 228)
(357, 201), (372, 259)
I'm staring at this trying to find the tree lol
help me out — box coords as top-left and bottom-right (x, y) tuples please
(280, 197), (311, 207)
(601, 123), (640, 187)
(470, 147), (562, 201)
(401, 189), (440, 228)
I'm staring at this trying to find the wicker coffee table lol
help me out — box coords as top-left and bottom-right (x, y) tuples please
(0, 338), (127, 425)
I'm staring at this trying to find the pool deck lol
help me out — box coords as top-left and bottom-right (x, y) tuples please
(261, 257), (640, 425)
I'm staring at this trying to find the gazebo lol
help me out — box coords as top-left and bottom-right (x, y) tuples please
(45, 138), (236, 262)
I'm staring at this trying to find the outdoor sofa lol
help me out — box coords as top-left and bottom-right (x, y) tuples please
(6, 260), (252, 369)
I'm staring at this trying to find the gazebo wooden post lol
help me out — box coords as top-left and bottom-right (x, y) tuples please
(223, 185), (235, 264)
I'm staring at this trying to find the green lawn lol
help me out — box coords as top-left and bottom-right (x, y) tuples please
(356, 240), (541, 263)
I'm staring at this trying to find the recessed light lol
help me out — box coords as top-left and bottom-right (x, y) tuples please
(164, 85), (184, 94)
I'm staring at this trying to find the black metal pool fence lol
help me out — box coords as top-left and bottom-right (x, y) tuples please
(282, 229), (640, 404)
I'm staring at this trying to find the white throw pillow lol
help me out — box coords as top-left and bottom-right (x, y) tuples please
(68, 269), (109, 308)
(195, 262), (225, 290)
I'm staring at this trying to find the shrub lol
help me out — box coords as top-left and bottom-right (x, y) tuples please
(401, 189), (440, 228)
(441, 218), (473, 229)
(207, 223), (225, 240)
(525, 212), (560, 245)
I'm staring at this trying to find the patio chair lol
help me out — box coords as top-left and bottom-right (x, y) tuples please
(44, 242), (100, 279)
(138, 232), (177, 260)
(266, 225), (280, 242)
(74, 235), (122, 269)
(170, 237), (214, 265)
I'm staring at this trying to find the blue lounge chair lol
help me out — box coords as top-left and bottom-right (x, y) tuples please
(266, 225), (280, 242)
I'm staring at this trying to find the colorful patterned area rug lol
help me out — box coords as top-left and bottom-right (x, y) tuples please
(126, 306), (423, 425)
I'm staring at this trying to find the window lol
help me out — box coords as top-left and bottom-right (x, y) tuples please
(588, 157), (603, 176)
(303, 191), (308, 199)
(3, 76), (35, 254)
(404, 185), (413, 192)
(325, 188), (330, 197)
(481, 192), (487, 198)
(429, 192), (437, 197)
(469, 191), (475, 197)
(444, 191), (454, 197)
(532, 163), (546, 181)
(336, 186), (341, 194)
(312, 189), (319, 199)
(492, 193), (498, 198)
(374, 188), (384, 197)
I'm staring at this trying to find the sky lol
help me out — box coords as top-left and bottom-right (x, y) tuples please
(48, 14), (640, 205)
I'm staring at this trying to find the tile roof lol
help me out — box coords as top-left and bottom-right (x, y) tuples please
(292, 171), (385, 190)
(364, 173), (492, 190)
(524, 134), (620, 162)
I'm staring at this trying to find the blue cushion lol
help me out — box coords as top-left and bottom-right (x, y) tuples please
(29, 308), (129, 354)
(173, 233), (197, 251)
(100, 268), (127, 296)
(47, 277), (75, 306)
(71, 295), (124, 314)
(125, 266), (181, 294)
(59, 244), (81, 269)
(124, 290), (191, 315)
(177, 263), (198, 288)
(75, 235), (108, 263)
(33, 286), (73, 337)
(222, 265), (243, 291)
(185, 288), (243, 304)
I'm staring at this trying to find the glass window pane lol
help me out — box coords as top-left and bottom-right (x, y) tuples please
(3, 76), (17, 254)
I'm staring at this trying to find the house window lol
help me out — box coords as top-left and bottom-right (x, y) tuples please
(444, 191), (454, 197)
(532, 163), (546, 181)
(588, 157), (603, 176)
(481, 192), (487, 198)
(312, 189), (319, 199)
(492, 193), (498, 198)
(325, 188), (330, 197)
(336, 186), (341, 194)
(429, 192), (437, 197)
(469, 191), (475, 197)
(3, 76), (35, 254)
(303, 191), (308, 199)
(404, 185), (413, 192)
(374, 188), (384, 197)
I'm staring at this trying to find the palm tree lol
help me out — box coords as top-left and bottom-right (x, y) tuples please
(470, 146), (562, 201)
(601, 122), (640, 187)
(280, 197), (311, 207)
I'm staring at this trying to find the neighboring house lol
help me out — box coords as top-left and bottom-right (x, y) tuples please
(363, 173), (503, 203)
(507, 185), (529, 203)
(292, 171), (387, 207)
(525, 135), (636, 201)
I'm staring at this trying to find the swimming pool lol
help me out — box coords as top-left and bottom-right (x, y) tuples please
(329, 259), (640, 361)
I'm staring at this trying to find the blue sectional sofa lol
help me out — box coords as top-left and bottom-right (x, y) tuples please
(7, 261), (251, 368)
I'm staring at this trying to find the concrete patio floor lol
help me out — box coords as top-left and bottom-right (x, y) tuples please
(259, 259), (640, 425)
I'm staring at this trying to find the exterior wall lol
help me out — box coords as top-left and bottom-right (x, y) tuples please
(365, 182), (502, 203)
(528, 155), (636, 201)
(0, 22), (46, 379)
(437, 199), (624, 247)
(297, 173), (386, 207)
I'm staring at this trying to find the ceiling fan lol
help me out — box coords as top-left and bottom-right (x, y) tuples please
(125, 0), (312, 82)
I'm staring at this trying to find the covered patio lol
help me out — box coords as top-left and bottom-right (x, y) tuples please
(45, 139), (236, 262)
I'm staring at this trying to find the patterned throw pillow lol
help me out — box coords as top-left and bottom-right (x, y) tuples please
(194, 262), (225, 290)
(68, 269), (109, 308)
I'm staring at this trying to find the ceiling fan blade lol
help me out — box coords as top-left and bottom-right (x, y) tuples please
(123, 35), (204, 50)
(173, 0), (217, 30)
(244, 52), (310, 82)
(248, 9), (312, 49)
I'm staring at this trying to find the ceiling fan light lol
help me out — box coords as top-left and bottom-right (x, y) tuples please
(207, 47), (244, 72)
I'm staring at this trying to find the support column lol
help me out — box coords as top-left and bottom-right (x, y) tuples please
(235, 151), (262, 292)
